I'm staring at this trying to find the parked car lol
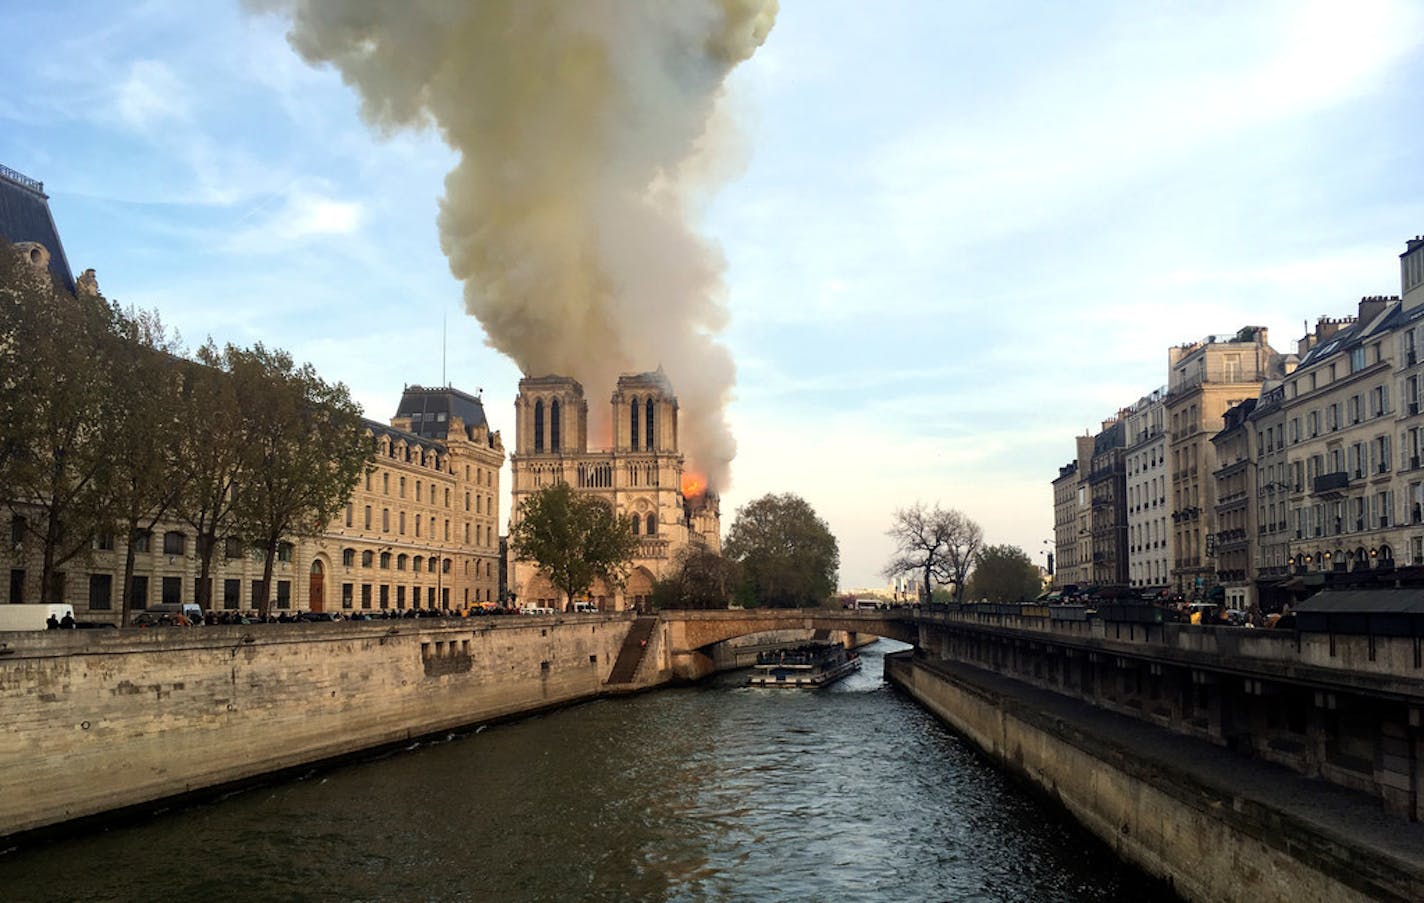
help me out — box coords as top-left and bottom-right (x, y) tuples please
(297, 611), (344, 623)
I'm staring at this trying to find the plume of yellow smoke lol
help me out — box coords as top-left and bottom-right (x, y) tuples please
(260, 0), (777, 492)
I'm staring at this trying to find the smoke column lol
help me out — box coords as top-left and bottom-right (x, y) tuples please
(261, 0), (778, 492)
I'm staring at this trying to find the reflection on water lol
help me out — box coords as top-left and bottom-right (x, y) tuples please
(1, 641), (1172, 902)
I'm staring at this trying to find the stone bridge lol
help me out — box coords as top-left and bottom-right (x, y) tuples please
(657, 609), (919, 680)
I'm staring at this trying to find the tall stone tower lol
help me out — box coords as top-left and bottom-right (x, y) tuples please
(508, 369), (720, 611)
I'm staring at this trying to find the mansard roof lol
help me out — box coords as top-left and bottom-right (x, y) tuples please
(364, 418), (444, 454)
(393, 384), (488, 439)
(0, 163), (74, 292)
(1296, 299), (1402, 370)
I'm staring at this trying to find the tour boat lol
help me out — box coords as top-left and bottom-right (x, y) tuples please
(747, 642), (861, 688)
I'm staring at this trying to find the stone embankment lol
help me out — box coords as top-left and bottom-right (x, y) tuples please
(885, 651), (1424, 903)
(0, 614), (669, 843)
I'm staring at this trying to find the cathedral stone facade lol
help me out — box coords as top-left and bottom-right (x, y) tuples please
(508, 370), (721, 611)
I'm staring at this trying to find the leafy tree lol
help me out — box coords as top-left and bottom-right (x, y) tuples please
(883, 503), (983, 604)
(723, 493), (838, 608)
(965, 544), (1042, 602)
(228, 343), (370, 616)
(107, 309), (188, 625)
(510, 483), (639, 609)
(0, 245), (124, 603)
(173, 341), (248, 611)
(651, 546), (738, 609)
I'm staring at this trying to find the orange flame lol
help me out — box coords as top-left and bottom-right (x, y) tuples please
(681, 472), (706, 499)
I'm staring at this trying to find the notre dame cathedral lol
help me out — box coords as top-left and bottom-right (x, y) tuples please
(508, 369), (721, 610)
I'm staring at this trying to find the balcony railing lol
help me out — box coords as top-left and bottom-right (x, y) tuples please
(1312, 471), (1350, 497)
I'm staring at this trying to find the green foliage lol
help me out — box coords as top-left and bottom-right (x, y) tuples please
(965, 544), (1042, 603)
(651, 546), (738, 610)
(0, 246), (125, 602)
(227, 343), (370, 615)
(510, 483), (639, 607)
(108, 307), (187, 624)
(723, 493), (839, 608)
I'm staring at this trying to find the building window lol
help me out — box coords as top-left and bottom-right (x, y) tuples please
(364, 506), (372, 529)
(551, 399), (561, 452)
(400, 476), (406, 498)
(646, 514), (657, 536)
(94, 532), (115, 552)
(88, 574), (112, 611)
(444, 487), (451, 508)
(161, 576), (182, 605)
(382, 509), (390, 532)
(9, 515), (25, 546)
(1351, 346), (1367, 372)
(276, 580), (291, 609)
(132, 530), (151, 553)
(397, 585), (406, 609)
(221, 579), (239, 610)
(129, 575), (147, 610)
(361, 584), (372, 609)
(646, 398), (655, 450)
(343, 548), (356, 567)
(397, 554), (408, 571)
(442, 558), (451, 574)
(361, 550), (374, 567)
(428, 558), (437, 573)
(383, 472), (390, 495)
(534, 400), (545, 453)
(342, 583), (354, 609)
(632, 514), (640, 535)
(277, 542), (293, 563)
(380, 585), (390, 609)
(631, 396), (640, 450)
(399, 511), (406, 535)
(163, 531), (186, 556)
(380, 552), (392, 569)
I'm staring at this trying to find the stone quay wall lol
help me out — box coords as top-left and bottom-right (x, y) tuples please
(1, 614), (666, 842)
(885, 652), (1423, 903)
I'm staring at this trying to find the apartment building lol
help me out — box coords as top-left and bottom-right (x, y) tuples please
(1210, 398), (1257, 610)
(1124, 389), (1171, 592)
(1166, 328), (1284, 597)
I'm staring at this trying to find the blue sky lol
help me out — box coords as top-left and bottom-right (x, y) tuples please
(3, 1), (1422, 589)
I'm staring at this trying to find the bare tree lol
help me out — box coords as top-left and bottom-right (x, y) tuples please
(883, 503), (983, 604)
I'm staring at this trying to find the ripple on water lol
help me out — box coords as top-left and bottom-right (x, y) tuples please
(0, 641), (1174, 902)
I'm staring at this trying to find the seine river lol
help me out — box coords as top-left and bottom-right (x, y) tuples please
(3, 641), (1172, 902)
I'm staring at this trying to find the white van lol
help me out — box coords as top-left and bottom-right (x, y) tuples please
(0, 603), (75, 631)
(572, 602), (598, 613)
(519, 606), (556, 616)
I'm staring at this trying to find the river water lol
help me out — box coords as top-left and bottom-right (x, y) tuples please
(3, 641), (1172, 902)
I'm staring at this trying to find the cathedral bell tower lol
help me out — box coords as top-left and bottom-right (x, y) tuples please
(612, 368), (678, 453)
(514, 376), (587, 456)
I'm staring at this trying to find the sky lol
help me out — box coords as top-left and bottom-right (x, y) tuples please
(2, 1), (1422, 590)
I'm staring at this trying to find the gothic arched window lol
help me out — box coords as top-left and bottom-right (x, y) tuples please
(645, 398), (655, 450)
(551, 399), (561, 452)
(630, 396), (640, 450)
(646, 513), (657, 536)
(631, 514), (641, 535)
(533, 399), (545, 453)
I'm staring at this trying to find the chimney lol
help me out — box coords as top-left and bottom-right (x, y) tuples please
(1403, 234), (1424, 309)
(1357, 294), (1390, 324)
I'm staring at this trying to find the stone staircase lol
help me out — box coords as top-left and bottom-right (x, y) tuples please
(606, 616), (658, 684)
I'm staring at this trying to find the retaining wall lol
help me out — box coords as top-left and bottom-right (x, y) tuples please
(0, 614), (661, 842)
(885, 653), (1423, 903)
